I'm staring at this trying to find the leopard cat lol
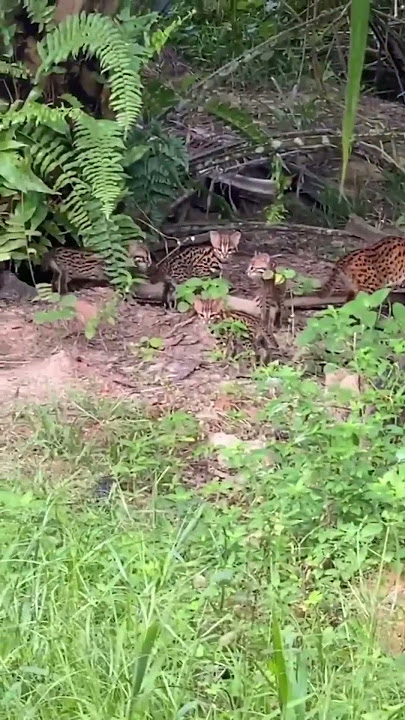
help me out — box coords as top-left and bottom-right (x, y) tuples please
(319, 236), (405, 301)
(42, 241), (152, 294)
(148, 230), (241, 309)
(193, 296), (278, 364)
(247, 252), (288, 329)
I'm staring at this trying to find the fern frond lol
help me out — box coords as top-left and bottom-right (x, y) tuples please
(23, 0), (55, 30)
(16, 119), (97, 244)
(0, 60), (31, 79)
(0, 196), (42, 261)
(27, 124), (73, 176)
(80, 212), (134, 289)
(36, 13), (151, 136)
(71, 113), (125, 218)
(2, 101), (70, 135)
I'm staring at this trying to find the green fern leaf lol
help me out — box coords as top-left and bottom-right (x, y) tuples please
(71, 113), (125, 219)
(2, 101), (70, 135)
(0, 60), (30, 79)
(23, 0), (55, 30)
(36, 13), (151, 136)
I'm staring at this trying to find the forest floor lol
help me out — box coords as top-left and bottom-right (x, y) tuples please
(0, 227), (359, 417)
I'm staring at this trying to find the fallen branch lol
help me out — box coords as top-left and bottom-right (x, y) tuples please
(344, 214), (403, 242)
(159, 222), (354, 249)
(132, 283), (405, 315)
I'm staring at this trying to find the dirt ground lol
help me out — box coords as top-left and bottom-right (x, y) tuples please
(0, 231), (363, 418)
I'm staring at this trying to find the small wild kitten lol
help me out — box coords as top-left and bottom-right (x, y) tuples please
(148, 230), (241, 309)
(319, 236), (405, 300)
(194, 296), (278, 364)
(247, 252), (287, 329)
(42, 242), (152, 294)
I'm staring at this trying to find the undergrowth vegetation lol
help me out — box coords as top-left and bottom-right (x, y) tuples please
(171, 0), (312, 83)
(3, 298), (405, 718)
(0, 3), (187, 287)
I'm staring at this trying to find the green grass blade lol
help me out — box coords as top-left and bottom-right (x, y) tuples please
(129, 619), (160, 713)
(270, 612), (290, 715)
(341, 0), (371, 193)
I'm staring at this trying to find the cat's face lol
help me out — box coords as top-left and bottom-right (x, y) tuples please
(193, 297), (224, 322)
(247, 252), (276, 280)
(210, 231), (241, 261)
(128, 242), (152, 273)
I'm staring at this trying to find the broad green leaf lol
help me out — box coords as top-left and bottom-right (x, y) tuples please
(60, 93), (83, 109)
(367, 287), (390, 307)
(341, 0), (371, 191)
(0, 152), (53, 193)
(14, 192), (42, 224)
(280, 267), (296, 279)
(149, 336), (164, 349)
(393, 302), (405, 325)
(177, 300), (190, 313)
(84, 317), (99, 340)
(205, 284), (228, 299)
(0, 238), (28, 253)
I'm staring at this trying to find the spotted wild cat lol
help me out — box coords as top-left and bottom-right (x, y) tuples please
(194, 296), (278, 364)
(148, 230), (241, 309)
(247, 252), (288, 329)
(42, 241), (152, 294)
(319, 236), (405, 301)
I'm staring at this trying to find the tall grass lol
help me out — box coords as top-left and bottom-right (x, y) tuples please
(1, 398), (405, 718)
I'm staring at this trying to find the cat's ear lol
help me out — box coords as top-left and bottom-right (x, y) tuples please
(210, 230), (221, 248)
(211, 298), (224, 311)
(230, 231), (241, 248)
(193, 297), (204, 313)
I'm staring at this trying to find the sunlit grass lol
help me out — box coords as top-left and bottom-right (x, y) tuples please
(1, 398), (405, 719)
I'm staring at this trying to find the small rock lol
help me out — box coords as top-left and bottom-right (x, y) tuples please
(0, 271), (37, 300)
(209, 432), (240, 449)
(324, 368), (361, 394)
